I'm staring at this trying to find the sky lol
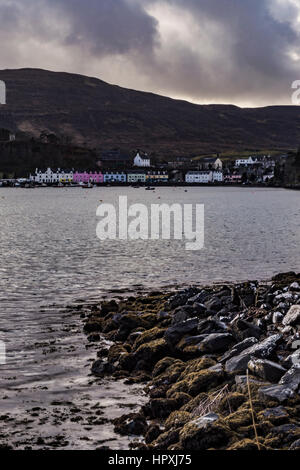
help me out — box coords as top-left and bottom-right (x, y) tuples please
(0, 0), (300, 107)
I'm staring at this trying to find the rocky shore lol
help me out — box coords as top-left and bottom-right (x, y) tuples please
(84, 272), (300, 451)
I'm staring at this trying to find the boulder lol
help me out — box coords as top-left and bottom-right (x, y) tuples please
(259, 384), (294, 403)
(165, 411), (191, 430)
(198, 333), (234, 353)
(167, 366), (224, 397)
(113, 413), (147, 436)
(179, 413), (231, 450)
(221, 337), (258, 363)
(283, 305), (300, 326)
(260, 406), (289, 425)
(133, 338), (169, 370)
(205, 297), (223, 313)
(187, 290), (209, 305)
(171, 305), (196, 325)
(91, 359), (114, 376)
(279, 364), (300, 391)
(164, 318), (198, 347)
(248, 359), (286, 383)
(235, 374), (267, 393)
(283, 350), (300, 368)
(290, 439), (300, 450)
(198, 318), (227, 334)
(230, 319), (263, 341)
(143, 398), (180, 419)
(225, 334), (282, 373)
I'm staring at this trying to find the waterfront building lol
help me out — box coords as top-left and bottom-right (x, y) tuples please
(235, 156), (257, 167)
(30, 168), (74, 184)
(145, 170), (169, 183)
(127, 170), (146, 183)
(185, 171), (213, 183)
(73, 171), (104, 184)
(134, 152), (151, 167)
(212, 171), (224, 182)
(200, 157), (223, 170)
(103, 171), (127, 183)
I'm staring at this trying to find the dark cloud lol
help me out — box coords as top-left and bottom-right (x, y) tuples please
(52, 0), (158, 55)
(0, 0), (299, 106)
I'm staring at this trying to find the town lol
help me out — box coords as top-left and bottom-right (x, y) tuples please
(0, 128), (298, 188)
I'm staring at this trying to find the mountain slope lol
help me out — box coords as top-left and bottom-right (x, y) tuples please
(0, 68), (299, 155)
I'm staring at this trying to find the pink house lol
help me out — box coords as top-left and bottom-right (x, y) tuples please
(73, 171), (104, 184)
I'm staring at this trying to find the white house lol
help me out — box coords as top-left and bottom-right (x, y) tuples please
(200, 157), (223, 170)
(134, 152), (151, 167)
(212, 171), (223, 182)
(30, 168), (74, 184)
(185, 171), (223, 183)
(235, 156), (257, 167)
(185, 171), (213, 183)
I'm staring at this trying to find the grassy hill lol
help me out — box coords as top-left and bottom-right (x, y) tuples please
(0, 68), (299, 166)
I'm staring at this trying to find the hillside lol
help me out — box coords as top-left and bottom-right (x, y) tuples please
(0, 68), (300, 157)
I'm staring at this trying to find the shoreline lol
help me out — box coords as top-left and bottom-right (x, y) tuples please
(1, 183), (299, 190)
(83, 272), (300, 451)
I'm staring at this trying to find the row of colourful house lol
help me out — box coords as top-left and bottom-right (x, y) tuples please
(30, 168), (169, 184)
(30, 168), (228, 184)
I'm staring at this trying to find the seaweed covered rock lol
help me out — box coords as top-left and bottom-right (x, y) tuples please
(133, 338), (169, 371)
(179, 413), (232, 450)
(85, 275), (300, 451)
(165, 411), (191, 431)
(167, 366), (224, 397)
(133, 327), (166, 350)
(113, 413), (147, 436)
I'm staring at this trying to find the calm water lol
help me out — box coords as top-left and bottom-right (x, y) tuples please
(0, 186), (299, 448)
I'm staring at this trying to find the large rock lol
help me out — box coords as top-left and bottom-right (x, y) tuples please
(284, 349), (300, 368)
(279, 364), (300, 391)
(113, 413), (147, 436)
(259, 384), (295, 403)
(204, 297), (223, 313)
(248, 358), (286, 383)
(91, 359), (114, 376)
(198, 318), (227, 334)
(179, 413), (231, 450)
(171, 305), (196, 325)
(230, 319), (263, 341)
(221, 337), (258, 363)
(225, 334), (281, 373)
(283, 305), (300, 326)
(133, 338), (169, 370)
(164, 318), (198, 347)
(198, 333), (234, 353)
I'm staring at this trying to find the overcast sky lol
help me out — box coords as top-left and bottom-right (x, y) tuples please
(0, 0), (300, 107)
